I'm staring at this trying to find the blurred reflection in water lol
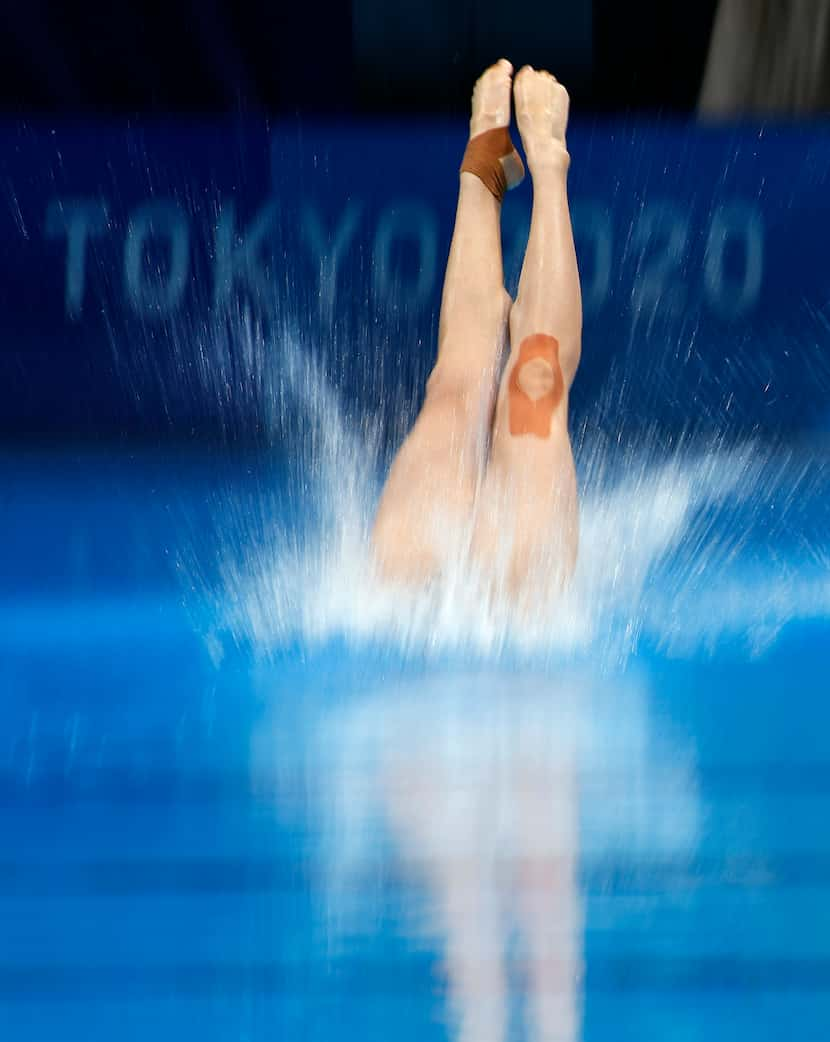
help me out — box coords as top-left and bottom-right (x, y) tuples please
(274, 668), (699, 1042)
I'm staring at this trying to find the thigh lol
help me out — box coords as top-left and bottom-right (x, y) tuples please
(472, 409), (578, 595)
(372, 373), (489, 583)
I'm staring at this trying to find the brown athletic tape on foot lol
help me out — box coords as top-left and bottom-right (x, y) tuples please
(460, 127), (525, 202)
(507, 335), (564, 438)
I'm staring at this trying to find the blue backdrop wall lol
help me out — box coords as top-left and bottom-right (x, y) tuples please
(1, 120), (828, 443)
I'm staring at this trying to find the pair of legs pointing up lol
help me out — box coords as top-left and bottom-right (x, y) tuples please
(372, 61), (582, 595)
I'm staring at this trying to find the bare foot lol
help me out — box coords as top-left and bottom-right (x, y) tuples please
(468, 58), (525, 191)
(513, 66), (570, 173)
(470, 58), (514, 135)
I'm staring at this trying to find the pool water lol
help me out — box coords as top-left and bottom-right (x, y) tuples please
(1, 438), (829, 1042)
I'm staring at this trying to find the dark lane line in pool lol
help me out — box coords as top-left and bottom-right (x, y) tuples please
(0, 855), (829, 895)
(2, 763), (830, 806)
(1, 957), (830, 999)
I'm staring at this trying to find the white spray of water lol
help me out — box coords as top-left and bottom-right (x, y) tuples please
(197, 318), (830, 665)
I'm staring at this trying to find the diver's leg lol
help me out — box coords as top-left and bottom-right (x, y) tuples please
(372, 59), (522, 583)
(473, 68), (581, 592)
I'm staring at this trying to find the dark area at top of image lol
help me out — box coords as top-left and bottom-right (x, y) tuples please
(0, 0), (718, 116)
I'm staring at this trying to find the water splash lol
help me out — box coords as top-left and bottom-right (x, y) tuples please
(188, 317), (830, 664)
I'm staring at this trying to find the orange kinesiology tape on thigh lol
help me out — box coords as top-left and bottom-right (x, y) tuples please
(507, 335), (564, 438)
(460, 127), (525, 202)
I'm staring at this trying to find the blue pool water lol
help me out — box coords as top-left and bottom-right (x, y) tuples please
(1, 431), (829, 1042)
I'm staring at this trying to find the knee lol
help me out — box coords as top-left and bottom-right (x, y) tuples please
(424, 363), (475, 406)
(508, 315), (580, 390)
(502, 334), (567, 439)
(440, 286), (513, 344)
(559, 336), (581, 388)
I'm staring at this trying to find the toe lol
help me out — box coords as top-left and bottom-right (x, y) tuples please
(513, 65), (535, 99)
(470, 58), (516, 133)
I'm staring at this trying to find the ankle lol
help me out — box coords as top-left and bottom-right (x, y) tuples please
(460, 127), (525, 201)
(525, 141), (570, 177)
